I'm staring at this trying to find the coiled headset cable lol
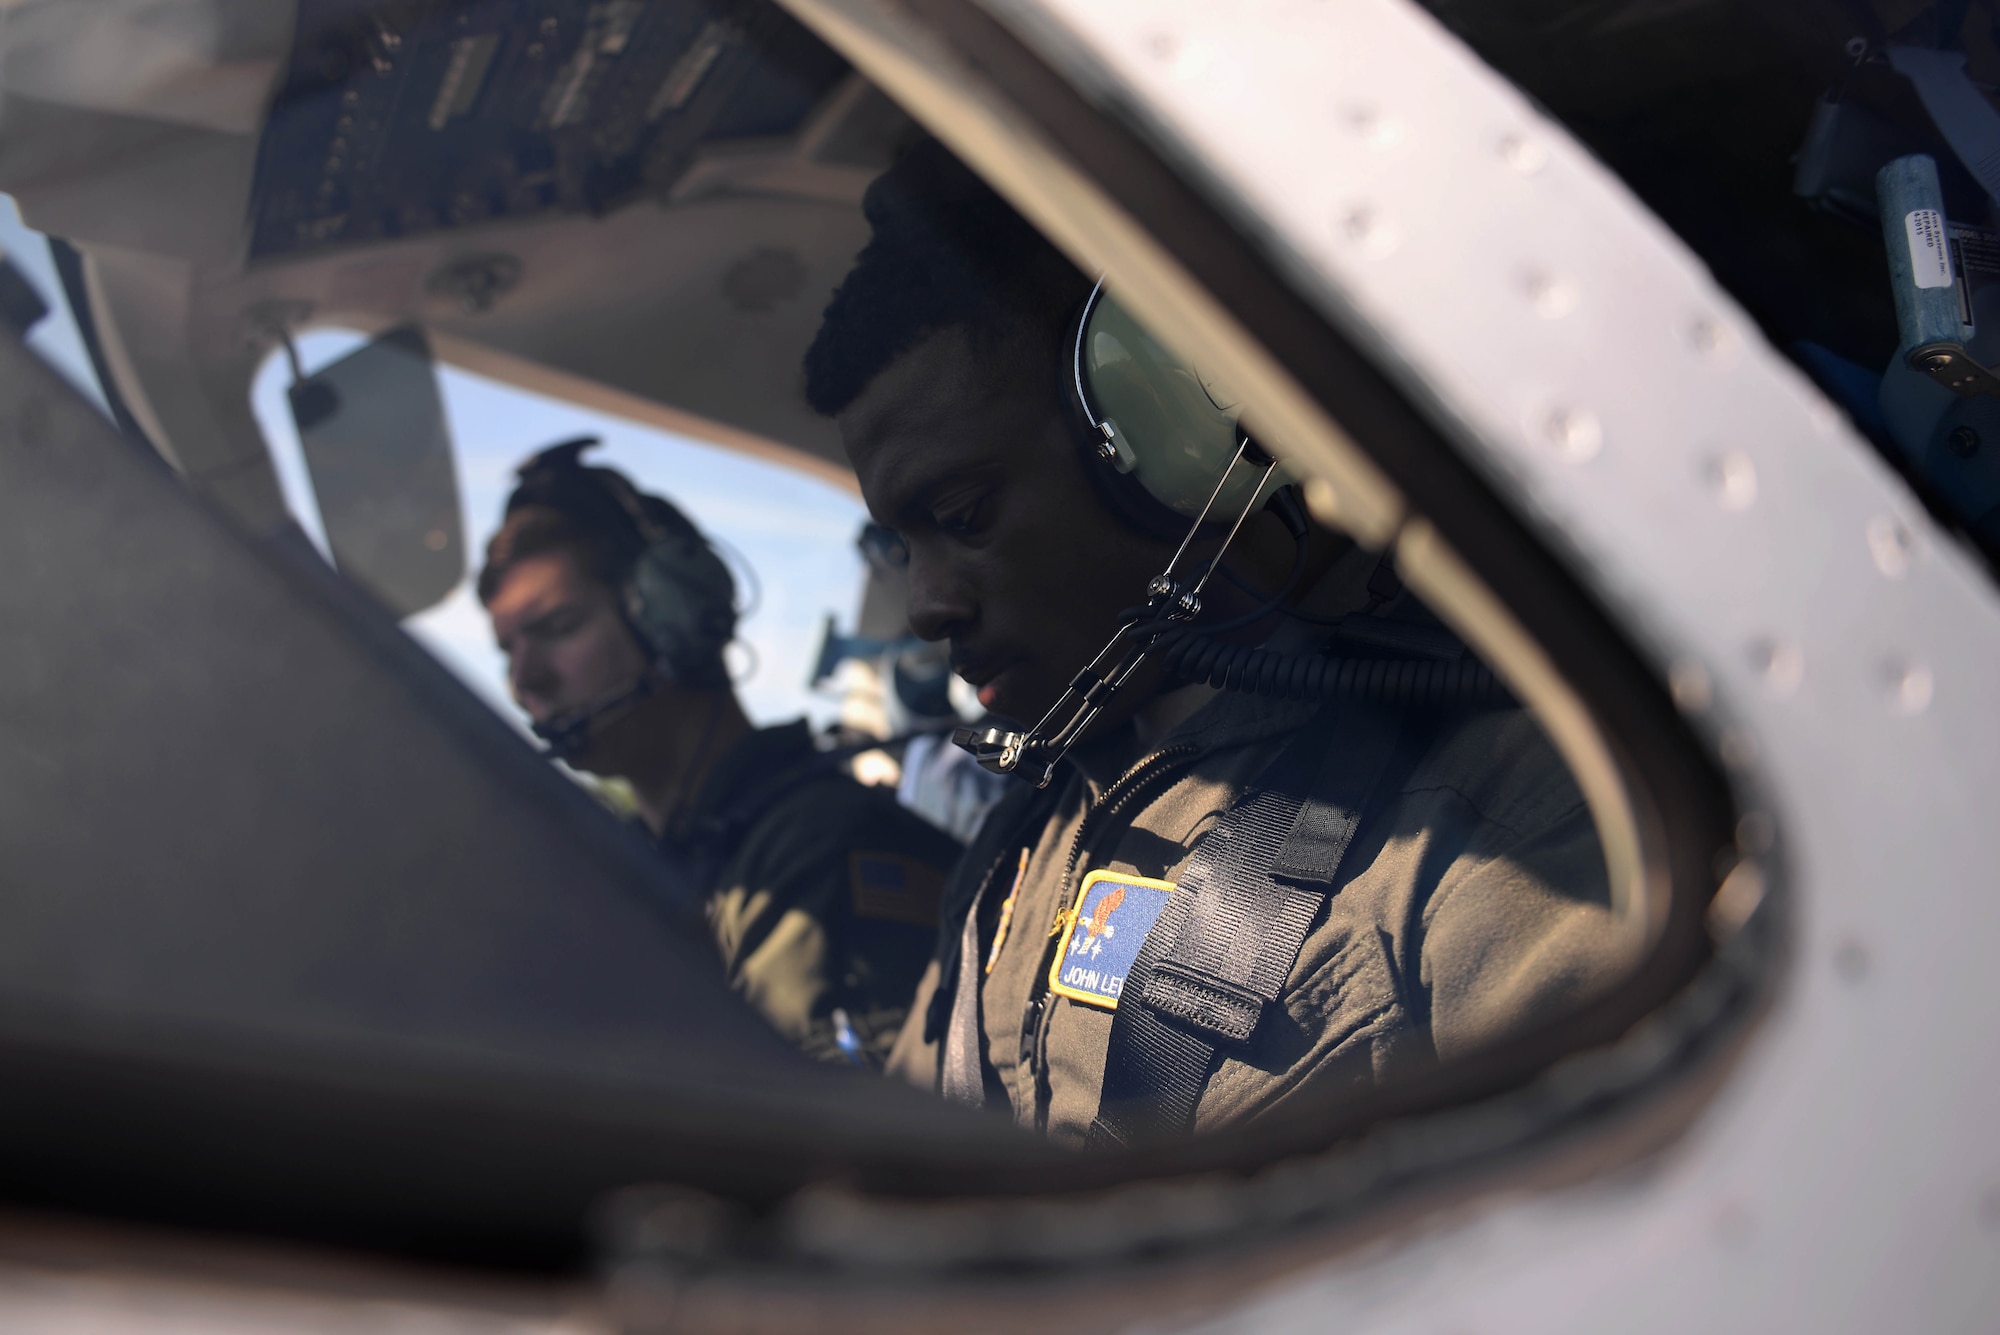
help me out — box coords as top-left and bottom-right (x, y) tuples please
(954, 444), (1510, 787)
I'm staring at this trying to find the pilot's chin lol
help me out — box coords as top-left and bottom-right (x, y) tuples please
(975, 675), (1040, 726)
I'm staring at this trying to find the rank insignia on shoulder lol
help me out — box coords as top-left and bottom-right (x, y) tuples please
(1047, 870), (1175, 1010)
(849, 851), (944, 926)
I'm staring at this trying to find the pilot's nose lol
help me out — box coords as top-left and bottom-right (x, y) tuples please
(903, 551), (975, 644)
(507, 641), (559, 717)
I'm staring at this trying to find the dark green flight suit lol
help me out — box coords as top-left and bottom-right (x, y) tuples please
(887, 692), (1631, 1140)
(885, 549), (1638, 1143)
(662, 720), (962, 1067)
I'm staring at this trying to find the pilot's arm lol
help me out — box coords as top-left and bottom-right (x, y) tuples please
(1419, 800), (1629, 1061)
(1393, 712), (1636, 1064)
(709, 778), (960, 1067)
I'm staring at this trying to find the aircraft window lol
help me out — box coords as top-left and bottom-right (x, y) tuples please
(247, 327), (872, 731)
(0, 0), (1730, 1282)
(0, 196), (111, 417)
(213, 62), (1665, 1150)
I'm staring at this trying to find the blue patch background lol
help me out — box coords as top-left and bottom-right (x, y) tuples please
(1050, 873), (1174, 1008)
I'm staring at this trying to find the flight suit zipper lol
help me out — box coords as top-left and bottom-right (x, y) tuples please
(1025, 744), (1201, 1130)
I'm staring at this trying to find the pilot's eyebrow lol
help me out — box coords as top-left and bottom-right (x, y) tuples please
(517, 602), (578, 638)
(880, 451), (1005, 529)
(848, 395), (970, 519)
(854, 442), (939, 526)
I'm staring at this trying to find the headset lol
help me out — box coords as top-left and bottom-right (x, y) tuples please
(1068, 280), (1296, 538)
(503, 437), (738, 759)
(953, 281), (1507, 787)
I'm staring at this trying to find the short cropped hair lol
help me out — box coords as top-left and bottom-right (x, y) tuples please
(803, 137), (1092, 417)
(476, 504), (631, 605)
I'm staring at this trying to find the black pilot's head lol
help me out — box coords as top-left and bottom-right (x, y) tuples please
(805, 140), (1307, 732)
(804, 141), (1172, 727)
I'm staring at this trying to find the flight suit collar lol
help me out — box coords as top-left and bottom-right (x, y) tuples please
(663, 718), (819, 847)
(1056, 544), (1381, 789)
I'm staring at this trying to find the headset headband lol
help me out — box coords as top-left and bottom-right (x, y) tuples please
(508, 436), (682, 557)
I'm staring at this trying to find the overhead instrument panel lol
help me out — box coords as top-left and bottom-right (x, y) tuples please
(248, 0), (848, 262)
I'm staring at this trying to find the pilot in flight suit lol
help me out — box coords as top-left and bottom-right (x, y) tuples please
(885, 580), (1624, 1142)
(800, 138), (1640, 1142)
(479, 439), (960, 1067)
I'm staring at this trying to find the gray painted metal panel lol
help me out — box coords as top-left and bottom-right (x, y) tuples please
(1004, 0), (2000, 1329)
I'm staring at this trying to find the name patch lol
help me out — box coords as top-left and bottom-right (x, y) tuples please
(1047, 870), (1175, 1010)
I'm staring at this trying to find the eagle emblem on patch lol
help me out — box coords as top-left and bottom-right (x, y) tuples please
(1047, 870), (1175, 1009)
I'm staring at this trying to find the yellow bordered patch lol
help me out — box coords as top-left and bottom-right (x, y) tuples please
(1046, 870), (1176, 1010)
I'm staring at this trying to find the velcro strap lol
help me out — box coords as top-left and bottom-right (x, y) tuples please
(1089, 701), (1404, 1147)
(1141, 962), (1266, 1046)
(1271, 790), (1366, 884)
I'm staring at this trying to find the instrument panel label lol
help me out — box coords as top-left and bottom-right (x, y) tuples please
(1906, 209), (1955, 289)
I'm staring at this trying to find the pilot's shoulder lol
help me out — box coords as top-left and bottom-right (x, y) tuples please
(744, 770), (959, 928)
(750, 762), (962, 869)
(1398, 708), (1587, 838)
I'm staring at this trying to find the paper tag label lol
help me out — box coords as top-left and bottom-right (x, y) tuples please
(1906, 209), (1955, 289)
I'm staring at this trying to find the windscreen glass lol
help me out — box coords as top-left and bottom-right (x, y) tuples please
(0, 0), (1668, 1183)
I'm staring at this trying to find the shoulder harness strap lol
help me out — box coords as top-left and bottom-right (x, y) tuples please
(1089, 701), (1406, 1147)
(684, 744), (861, 849)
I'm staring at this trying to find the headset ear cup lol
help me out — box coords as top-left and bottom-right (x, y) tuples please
(627, 535), (738, 687)
(1067, 411), (1209, 543)
(1067, 284), (1288, 538)
(620, 582), (665, 671)
(1060, 295), (1199, 544)
(1064, 287), (1232, 543)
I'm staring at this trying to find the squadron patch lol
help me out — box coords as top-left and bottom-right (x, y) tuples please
(1047, 870), (1175, 1009)
(848, 852), (943, 926)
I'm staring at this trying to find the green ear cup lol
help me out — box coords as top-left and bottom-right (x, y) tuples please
(1077, 287), (1292, 519)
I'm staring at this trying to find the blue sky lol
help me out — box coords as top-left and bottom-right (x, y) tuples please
(2, 196), (871, 732)
(0, 196), (107, 415)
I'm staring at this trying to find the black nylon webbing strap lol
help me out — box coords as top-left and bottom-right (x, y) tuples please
(1089, 703), (1403, 1146)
